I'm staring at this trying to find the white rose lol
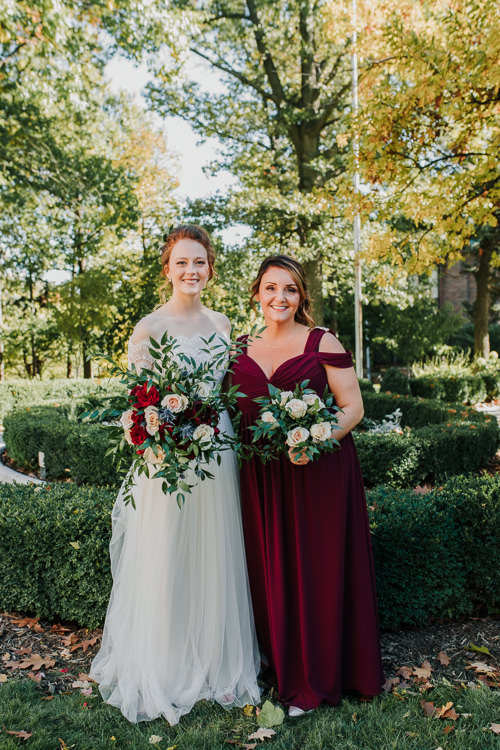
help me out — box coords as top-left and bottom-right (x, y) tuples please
(161, 393), (189, 413)
(278, 390), (294, 407)
(197, 381), (212, 399)
(144, 405), (160, 435)
(120, 409), (134, 431)
(192, 423), (215, 445)
(286, 426), (310, 447)
(285, 398), (308, 419)
(310, 421), (332, 442)
(143, 445), (165, 465)
(261, 410), (278, 424)
(123, 428), (134, 445)
(303, 393), (325, 410)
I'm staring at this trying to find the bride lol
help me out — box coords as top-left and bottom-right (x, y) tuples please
(90, 224), (261, 724)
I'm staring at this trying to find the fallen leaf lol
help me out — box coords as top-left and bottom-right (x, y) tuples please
(248, 727), (276, 741)
(442, 707), (459, 720)
(78, 672), (94, 682)
(437, 651), (451, 666)
(420, 700), (436, 717)
(382, 677), (399, 692)
(17, 654), (55, 671)
(418, 681), (433, 693)
(41, 696), (54, 700)
(243, 704), (254, 716)
(256, 700), (284, 727)
(352, 712), (358, 723)
(60, 648), (71, 658)
(16, 648), (32, 657)
(242, 745), (257, 750)
(70, 637), (97, 653)
(489, 723), (500, 734)
(435, 702), (454, 719)
(396, 666), (413, 680)
(10, 616), (43, 632)
(443, 725), (455, 734)
(414, 660), (433, 680)
(4, 730), (33, 740)
(465, 643), (492, 657)
(0, 674), (7, 682)
(61, 633), (79, 647)
(27, 671), (42, 683)
(413, 484), (430, 494)
(1, 653), (10, 661)
(467, 661), (497, 674)
(69, 541), (80, 550)
(51, 624), (72, 635)
(149, 736), (163, 744)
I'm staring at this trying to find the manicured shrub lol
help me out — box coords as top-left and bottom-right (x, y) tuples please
(0, 484), (115, 627)
(358, 378), (375, 393)
(3, 404), (121, 486)
(410, 372), (493, 403)
(1, 477), (498, 630)
(380, 367), (411, 395)
(356, 392), (499, 488)
(368, 475), (500, 629)
(0, 379), (123, 422)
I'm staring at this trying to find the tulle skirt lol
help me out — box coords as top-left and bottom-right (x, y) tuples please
(90, 412), (261, 724)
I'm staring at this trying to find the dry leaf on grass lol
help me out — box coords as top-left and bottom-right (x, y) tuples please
(17, 654), (55, 671)
(467, 661), (497, 674)
(489, 723), (500, 735)
(413, 660), (433, 680)
(4, 730), (33, 741)
(248, 727), (276, 741)
(0, 674), (7, 683)
(420, 700), (436, 717)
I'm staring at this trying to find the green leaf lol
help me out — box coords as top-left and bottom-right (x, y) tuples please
(464, 643), (492, 656)
(257, 700), (285, 727)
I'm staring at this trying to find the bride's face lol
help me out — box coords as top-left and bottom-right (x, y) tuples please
(167, 239), (211, 295)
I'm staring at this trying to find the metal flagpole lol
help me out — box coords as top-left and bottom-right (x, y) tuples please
(351, 0), (363, 378)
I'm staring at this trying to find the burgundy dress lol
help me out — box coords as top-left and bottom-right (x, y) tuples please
(233, 327), (384, 710)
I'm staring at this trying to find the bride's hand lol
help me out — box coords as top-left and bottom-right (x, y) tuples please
(288, 447), (311, 466)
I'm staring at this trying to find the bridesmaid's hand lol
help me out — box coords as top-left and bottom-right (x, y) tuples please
(288, 447), (311, 466)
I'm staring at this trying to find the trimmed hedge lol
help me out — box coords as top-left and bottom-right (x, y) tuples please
(4, 392), (498, 489)
(380, 367), (411, 395)
(3, 404), (121, 486)
(409, 373), (490, 403)
(0, 476), (498, 630)
(0, 379), (123, 422)
(356, 392), (499, 488)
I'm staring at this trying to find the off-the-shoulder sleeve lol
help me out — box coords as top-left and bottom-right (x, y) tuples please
(127, 321), (154, 373)
(317, 350), (354, 368)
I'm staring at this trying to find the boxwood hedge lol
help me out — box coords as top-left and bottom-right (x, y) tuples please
(3, 391), (498, 489)
(0, 476), (498, 630)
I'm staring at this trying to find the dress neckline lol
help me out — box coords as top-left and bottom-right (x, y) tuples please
(241, 327), (317, 381)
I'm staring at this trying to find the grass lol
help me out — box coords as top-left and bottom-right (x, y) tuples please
(0, 678), (499, 750)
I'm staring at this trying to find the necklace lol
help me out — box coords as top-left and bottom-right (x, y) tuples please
(261, 325), (299, 350)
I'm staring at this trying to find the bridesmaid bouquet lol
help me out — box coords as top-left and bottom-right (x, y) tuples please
(248, 381), (341, 463)
(83, 333), (243, 508)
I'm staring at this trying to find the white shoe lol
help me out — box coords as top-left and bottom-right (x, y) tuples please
(288, 705), (313, 718)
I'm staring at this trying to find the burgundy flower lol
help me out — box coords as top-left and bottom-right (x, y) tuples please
(131, 410), (144, 425)
(130, 424), (148, 445)
(129, 383), (160, 407)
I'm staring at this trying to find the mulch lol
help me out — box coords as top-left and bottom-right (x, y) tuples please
(0, 611), (498, 699)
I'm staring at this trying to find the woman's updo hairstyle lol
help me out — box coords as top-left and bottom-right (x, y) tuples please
(160, 224), (216, 284)
(249, 254), (315, 328)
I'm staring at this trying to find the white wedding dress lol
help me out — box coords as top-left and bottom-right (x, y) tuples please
(90, 316), (261, 724)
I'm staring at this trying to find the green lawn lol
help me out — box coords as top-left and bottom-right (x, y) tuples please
(0, 678), (499, 750)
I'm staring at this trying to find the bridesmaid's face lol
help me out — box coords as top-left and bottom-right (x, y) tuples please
(256, 266), (301, 324)
(167, 239), (210, 295)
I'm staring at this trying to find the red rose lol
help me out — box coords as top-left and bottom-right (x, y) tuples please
(130, 424), (148, 445)
(131, 410), (143, 425)
(136, 449), (145, 455)
(134, 383), (160, 408)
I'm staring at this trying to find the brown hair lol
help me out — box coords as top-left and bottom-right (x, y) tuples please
(250, 255), (315, 328)
(160, 224), (216, 285)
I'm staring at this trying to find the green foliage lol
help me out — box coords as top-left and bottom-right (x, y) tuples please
(369, 475), (500, 629)
(358, 378), (375, 393)
(0, 378), (123, 422)
(410, 373), (488, 403)
(0, 483), (114, 628)
(3, 404), (121, 486)
(356, 393), (499, 487)
(1, 476), (498, 632)
(380, 367), (411, 395)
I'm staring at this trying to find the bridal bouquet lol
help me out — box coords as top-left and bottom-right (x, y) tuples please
(248, 381), (341, 463)
(83, 333), (243, 508)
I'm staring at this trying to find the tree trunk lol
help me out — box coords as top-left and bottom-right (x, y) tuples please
(82, 342), (92, 378)
(473, 243), (493, 358)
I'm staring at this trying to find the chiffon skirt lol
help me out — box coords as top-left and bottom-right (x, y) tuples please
(90, 412), (261, 724)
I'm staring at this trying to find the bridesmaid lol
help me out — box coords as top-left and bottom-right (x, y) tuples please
(232, 255), (384, 717)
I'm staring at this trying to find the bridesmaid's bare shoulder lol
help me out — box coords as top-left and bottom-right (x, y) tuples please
(316, 329), (346, 354)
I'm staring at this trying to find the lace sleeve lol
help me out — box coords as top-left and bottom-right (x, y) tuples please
(127, 322), (155, 373)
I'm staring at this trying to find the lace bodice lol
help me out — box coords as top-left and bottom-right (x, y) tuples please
(128, 331), (230, 385)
